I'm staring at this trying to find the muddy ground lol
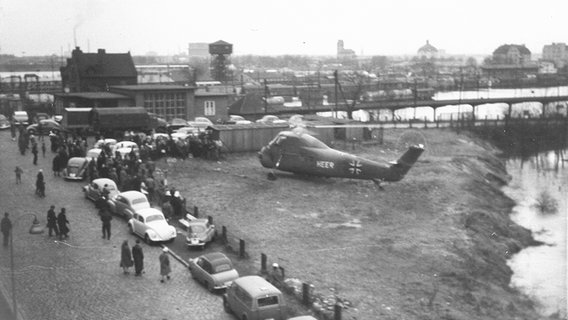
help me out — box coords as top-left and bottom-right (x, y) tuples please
(159, 128), (544, 320)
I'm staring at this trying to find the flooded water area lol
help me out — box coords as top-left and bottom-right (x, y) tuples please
(504, 149), (567, 318)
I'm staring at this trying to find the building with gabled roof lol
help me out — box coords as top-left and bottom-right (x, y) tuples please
(492, 44), (531, 65)
(60, 47), (137, 93)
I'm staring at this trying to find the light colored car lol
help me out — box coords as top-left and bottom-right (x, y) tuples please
(186, 121), (210, 131)
(287, 317), (318, 320)
(0, 115), (10, 129)
(62, 157), (89, 181)
(227, 115), (252, 125)
(256, 115), (288, 124)
(94, 138), (117, 150)
(223, 276), (286, 320)
(114, 140), (139, 151)
(86, 148), (103, 161)
(185, 218), (217, 249)
(194, 117), (213, 125)
(128, 208), (177, 243)
(188, 252), (239, 292)
(12, 111), (29, 125)
(108, 190), (150, 220)
(171, 126), (199, 140)
(83, 178), (119, 202)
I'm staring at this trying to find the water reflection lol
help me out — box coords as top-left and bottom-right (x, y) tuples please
(504, 149), (567, 317)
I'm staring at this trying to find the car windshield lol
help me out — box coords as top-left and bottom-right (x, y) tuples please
(146, 214), (164, 223)
(189, 225), (206, 233)
(213, 263), (232, 274)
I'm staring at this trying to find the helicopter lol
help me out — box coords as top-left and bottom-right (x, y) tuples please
(258, 128), (424, 188)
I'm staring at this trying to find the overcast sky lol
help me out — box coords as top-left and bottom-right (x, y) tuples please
(0, 0), (565, 57)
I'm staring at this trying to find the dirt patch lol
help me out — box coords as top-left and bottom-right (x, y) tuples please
(160, 128), (544, 320)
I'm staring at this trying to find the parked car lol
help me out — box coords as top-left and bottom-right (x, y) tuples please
(127, 208), (177, 243)
(185, 218), (217, 249)
(194, 117), (213, 125)
(226, 115), (252, 125)
(223, 275), (286, 320)
(167, 118), (188, 132)
(85, 148), (103, 161)
(171, 126), (199, 140)
(186, 121), (210, 131)
(62, 157), (89, 181)
(12, 111), (29, 125)
(27, 119), (64, 135)
(256, 115), (288, 124)
(188, 252), (239, 292)
(94, 138), (117, 150)
(83, 178), (119, 203)
(108, 190), (150, 220)
(287, 317), (318, 320)
(0, 115), (11, 130)
(113, 141), (140, 158)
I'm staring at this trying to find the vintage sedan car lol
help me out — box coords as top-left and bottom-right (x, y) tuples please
(85, 148), (103, 161)
(193, 117), (213, 125)
(185, 218), (217, 249)
(167, 118), (189, 132)
(188, 252), (239, 292)
(171, 126), (199, 140)
(94, 138), (117, 150)
(256, 115), (288, 124)
(26, 119), (65, 135)
(0, 115), (11, 130)
(62, 157), (89, 181)
(128, 208), (177, 243)
(12, 111), (29, 125)
(108, 190), (150, 220)
(287, 317), (318, 320)
(83, 178), (119, 203)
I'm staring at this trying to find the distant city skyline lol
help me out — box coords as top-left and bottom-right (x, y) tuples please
(0, 0), (566, 57)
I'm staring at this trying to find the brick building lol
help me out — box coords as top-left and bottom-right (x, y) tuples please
(60, 47), (137, 93)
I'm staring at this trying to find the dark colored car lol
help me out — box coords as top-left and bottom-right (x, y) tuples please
(27, 119), (65, 135)
(62, 157), (89, 181)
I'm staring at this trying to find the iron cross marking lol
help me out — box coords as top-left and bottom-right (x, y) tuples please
(349, 160), (362, 175)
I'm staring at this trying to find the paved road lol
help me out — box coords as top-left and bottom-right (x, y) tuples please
(0, 130), (234, 320)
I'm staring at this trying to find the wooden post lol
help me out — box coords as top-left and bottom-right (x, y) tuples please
(193, 206), (199, 218)
(239, 239), (245, 258)
(207, 215), (213, 225)
(334, 303), (342, 320)
(222, 226), (227, 243)
(261, 253), (267, 273)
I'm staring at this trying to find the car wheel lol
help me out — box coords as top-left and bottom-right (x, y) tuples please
(223, 297), (232, 314)
(144, 234), (151, 244)
(207, 281), (215, 293)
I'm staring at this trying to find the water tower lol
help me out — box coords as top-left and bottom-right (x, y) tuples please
(209, 40), (232, 82)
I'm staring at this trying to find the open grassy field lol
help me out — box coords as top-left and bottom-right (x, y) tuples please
(160, 128), (542, 320)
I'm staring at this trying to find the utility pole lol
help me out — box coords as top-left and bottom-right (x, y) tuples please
(263, 79), (268, 114)
(334, 70), (338, 118)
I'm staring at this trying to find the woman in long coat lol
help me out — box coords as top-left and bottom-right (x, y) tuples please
(120, 240), (134, 274)
(57, 208), (69, 240)
(131, 239), (144, 276)
(159, 247), (171, 283)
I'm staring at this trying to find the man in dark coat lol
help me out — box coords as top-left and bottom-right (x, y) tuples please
(32, 142), (39, 165)
(1, 212), (12, 247)
(100, 207), (112, 240)
(36, 169), (45, 197)
(57, 208), (69, 240)
(131, 239), (144, 276)
(46, 205), (59, 237)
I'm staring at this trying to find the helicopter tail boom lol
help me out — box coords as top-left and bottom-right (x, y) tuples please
(387, 144), (424, 181)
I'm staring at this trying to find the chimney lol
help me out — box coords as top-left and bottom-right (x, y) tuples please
(98, 49), (106, 55)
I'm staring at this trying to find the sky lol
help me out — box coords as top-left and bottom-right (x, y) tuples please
(0, 0), (566, 57)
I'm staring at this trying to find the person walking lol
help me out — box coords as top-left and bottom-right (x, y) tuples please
(14, 166), (23, 184)
(32, 142), (39, 165)
(132, 239), (144, 276)
(159, 247), (171, 283)
(1, 213), (12, 248)
(41, 140), (46, 158)
(46, 205), (59, 237)
(100, 207), (112, 240)
(36, 169), (45, 197)
(120, 240), (134, 274)
(57, 208), (69, 240)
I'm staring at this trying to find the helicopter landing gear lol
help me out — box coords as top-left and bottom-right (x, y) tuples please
(372, 179), (384, 191)
(267, 172), (277, 181)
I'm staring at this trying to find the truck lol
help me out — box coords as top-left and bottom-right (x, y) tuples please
(61, 108), (92, 130)
(61, 107), (167, 136)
